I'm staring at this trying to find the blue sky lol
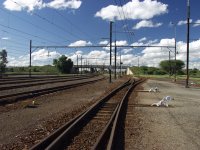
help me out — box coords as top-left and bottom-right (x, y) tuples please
(0, 0), (200, 68)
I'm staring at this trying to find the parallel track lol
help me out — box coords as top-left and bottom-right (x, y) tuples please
(0, 76), (104, 105)
(0, 75), (95, 91)
(0, 75), (95, 85)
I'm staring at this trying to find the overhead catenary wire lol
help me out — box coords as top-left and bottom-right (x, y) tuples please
(0, 7), (70, 43)
(10, 0), (85, 41)
(118, 0), (135, 42)
(53, 9), (96, 41)
(113, 0), (133, 44)
(0, 23), (60, 45)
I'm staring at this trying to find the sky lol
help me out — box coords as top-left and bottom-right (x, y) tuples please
(0, 0), (200, 69)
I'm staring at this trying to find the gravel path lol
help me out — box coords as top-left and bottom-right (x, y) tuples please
(128, 79), (200, 150)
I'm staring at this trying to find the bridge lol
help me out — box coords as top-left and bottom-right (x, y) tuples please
(72, 64), (129, 73)
(73, 65), (129, 70)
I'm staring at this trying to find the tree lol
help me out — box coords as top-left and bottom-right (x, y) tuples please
(0, 49), (8, 77)
(53, 55), (73, 73)
(159, 60), (185, 75)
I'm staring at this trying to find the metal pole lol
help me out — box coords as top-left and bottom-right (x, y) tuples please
(109, 21), (113, 83)
(186, 0), (190, 88)
(138, 56), (140, 77)
(81, 56), (82, 74)
(169, 51), (171, 77)
(29, 40), (32, 78)
(114, 40), (117, 79)
(77, 55), (78, 74)
(174, 24), (177, 82)
(120, 50), (122, 77)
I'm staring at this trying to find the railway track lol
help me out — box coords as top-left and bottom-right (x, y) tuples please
(30, 78), (144, 150)
(0, 75), (96, 91)
(0, 74), (95, 85)
(0, 76), (104, 105)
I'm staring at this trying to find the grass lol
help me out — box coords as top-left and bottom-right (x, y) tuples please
(136, 74), (200, 84)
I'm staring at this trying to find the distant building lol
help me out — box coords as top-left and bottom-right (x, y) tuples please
(126, 67), (133, 75)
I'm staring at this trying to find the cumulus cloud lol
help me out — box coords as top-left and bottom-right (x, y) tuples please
(99, 40), (109, 45)
(193, 19), (200, 27)
(3, 0), (82, 12)
(177, 19), (192, 26)
(69, 40), (92, 46)
(46, 0), (82, 9)
(95, 0), (168, 21)
(122, 48), (133, 54)
(1, 37), (10, 40)
(7, 39), (200, 69)
(8, 49), (61, 66)
(133, 20), (162, 29)
(103, 40), (128, 51)
(138, 37), (147, 42)
(131, 42), (144, 46)
(140, 38), (200, 68)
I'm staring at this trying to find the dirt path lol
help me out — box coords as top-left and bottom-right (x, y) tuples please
(130, 79), (200, 150)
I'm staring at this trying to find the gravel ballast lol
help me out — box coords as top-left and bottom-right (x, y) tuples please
(128, 79), (200, 150)
(0, 77), (128, 149)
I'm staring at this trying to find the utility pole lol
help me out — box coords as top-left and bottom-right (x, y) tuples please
(120, 50), (122, 77)
(114, 40), (117, 79)
(186, 0), (190, 88)
(109, 21), (113, 83)
(81, 56), (82, 74)
(169, 51), (171, 77)
(174, 24), (177, 82)
(29, 40), (32, 78)
(138, 56), (140, 77)
(77, 55), (78, 74)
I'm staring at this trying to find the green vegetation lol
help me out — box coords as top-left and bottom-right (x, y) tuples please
(159, 60), (185, 75)
(6, 65), (59, 75)
(0, 49), (8, 77)
(130, 59), (200, 82)
(53, 55), (73, 74)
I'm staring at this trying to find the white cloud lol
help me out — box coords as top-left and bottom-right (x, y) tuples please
(138, 37), (147, 42)
(99, 40), (109, 45)
(193, 19), (200, 27)
(145, 39), (158, 45)
(46, 0), (82, 9)
(133, 20), (162, 29)
(140, 38), (200, 68)
(3, 0), (45, 12)
(69, 40), (92, 46)
(8, 49), (61, 66)
(103, 40), (128, 51)
(115, 40), (128, 46)
(1, 37), (10, 40)
(7, 39), (200, 69)
(122, 48), (133, 54)
(95, 0), (168, 21)
(3, 0), (82, 12)
(131, 42), (144, 46)
(177, 19), (192, 26)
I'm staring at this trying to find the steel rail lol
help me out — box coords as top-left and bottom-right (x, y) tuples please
(0, 74), (95, 84)
(107, 79), (145, 150)
(30, 79), (131, 150)
(91, 79), (143, 149)
(0, 76), (104, 105)
(0, 76), (95, 91)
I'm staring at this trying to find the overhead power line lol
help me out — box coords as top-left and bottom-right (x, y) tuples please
(10, 0), (84, 41)
(0, 7), (70, 43)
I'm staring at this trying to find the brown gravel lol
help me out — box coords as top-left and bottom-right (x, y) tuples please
(0, 76), (103, 96)
(0, 76), (129, 149)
